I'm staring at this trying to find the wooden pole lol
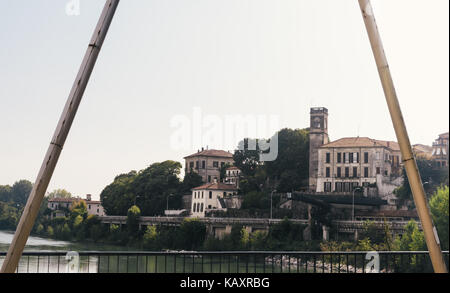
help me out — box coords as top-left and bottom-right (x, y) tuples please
(0, 0), (120, 273)
(358, 0), (447, 273)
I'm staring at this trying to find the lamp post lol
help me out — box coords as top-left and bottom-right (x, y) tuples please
(270, 190), (276, 220)
(166, 193), (173, 216)
(352, 187), (363, 222)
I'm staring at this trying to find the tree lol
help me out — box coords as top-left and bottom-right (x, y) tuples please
(47, 189), (73, 199)
(429, 186), (449, 250)
(181, 172), (203, 193)
(100, 171), (137, 216)
(397, 159), (449, 200)
(127, 205), (141, 238)
(10, 180), (33, 207)
(265, 128), (309, 192)
(394, 220), (426, 251)
(178, 219), (206, 250)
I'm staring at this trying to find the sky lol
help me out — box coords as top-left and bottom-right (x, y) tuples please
(0, 0), (448, 200)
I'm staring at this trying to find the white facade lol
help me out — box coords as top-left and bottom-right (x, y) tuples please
(190, 183), (238, 218)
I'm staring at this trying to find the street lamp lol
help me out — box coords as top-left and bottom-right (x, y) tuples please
(166, 193), (174, 216)
(270, 189), (277, 220)
(352, 187), (363, 222)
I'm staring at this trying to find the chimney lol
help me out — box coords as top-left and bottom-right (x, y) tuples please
(86, 194), (92, 201)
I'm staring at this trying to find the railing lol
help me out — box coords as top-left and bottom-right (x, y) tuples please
(0, 251), (448, 273)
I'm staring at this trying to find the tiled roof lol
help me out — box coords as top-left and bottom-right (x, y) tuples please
(184, 149), (233, 159)
(192, 182), (238, 191)
(320, 137), (400, 151)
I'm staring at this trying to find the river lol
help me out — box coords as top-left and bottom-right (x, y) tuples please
(0, 230), (135, 252)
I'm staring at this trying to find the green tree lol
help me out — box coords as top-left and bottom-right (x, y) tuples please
(127, 205), (141, 238)
(181, 172), (203, 193)
(265, 128), (309, 192)
(394, 220), (426, 251)
(178, 219), (206, 250)
(429, 186), (449, 250)
(397, 159), (449, 200)
(47, 189), (73, 199)
(10, 180), (33, 207)
(100, 171), (138, 216)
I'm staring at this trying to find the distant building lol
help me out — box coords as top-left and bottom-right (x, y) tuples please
(316, 137), (402, 195)
(431, 132), (449, 168)
(47, 194), (105, 218)
(190, 182), (238, 218)
(224, 166), (241, 188)
(413, 144), (433, 160)
(308, 107), (403, 198)
(184, 148), (234, 183)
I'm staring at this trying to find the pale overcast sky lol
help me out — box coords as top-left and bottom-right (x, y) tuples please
(0, 0), (448, 199)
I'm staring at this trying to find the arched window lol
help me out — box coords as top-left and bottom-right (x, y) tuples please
(200, 203), (204, 212)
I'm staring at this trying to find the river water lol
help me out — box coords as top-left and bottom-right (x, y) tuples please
(0, 230), (138, 273)
(0, 230), (129, 252)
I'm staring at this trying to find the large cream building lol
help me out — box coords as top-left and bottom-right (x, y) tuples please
(308, 107), (402, 196)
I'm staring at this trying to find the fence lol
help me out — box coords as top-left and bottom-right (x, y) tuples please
(0, 251), (448, 273)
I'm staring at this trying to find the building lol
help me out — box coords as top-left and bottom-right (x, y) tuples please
(412, 144), (433, 160)
(431, 132), (449, 168)
(224, 166), (241, 188)
(47, 194), (106, 218)
(315, 137), (402, 195)
(190, 182), (238, 218)
(308, 107), (403, 198)
(184, 148), (234, 183)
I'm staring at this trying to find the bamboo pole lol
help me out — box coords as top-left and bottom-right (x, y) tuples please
(358, 0), (447, 273)
(0, 0), (120, 273)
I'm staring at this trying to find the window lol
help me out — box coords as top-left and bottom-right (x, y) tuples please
(343, 153), (347, 163)
(337, 167), (341, 178)
(364, 167), (369, 178)
(326, 153), (330, 164)
(364, 152), (369, 164)
(324, 182), (332, 192)
(376, 167), (381, 175)
(349, 153), (354, 163)
(209, 191), (212, 199)
(200, 204), (204, 213)
(337, 153), (342, 163)
(189, 162), (194, 169)
(223, 192), (226, 196)
(196, 161), (199, 169)
(202, 161), (206, 169)
(326, 167), (330, 178)
(345, 167), (349, 178)
(202, 191), (204, 198)
(356, 152), (360, 163)
(208, 205), (212, 209)
(221, 162), (225, 167)
(335, 182), (342, 192)
(208, 175), (211, 182)
(213, 161), (219, 168)
(353, 167), (358, 178)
